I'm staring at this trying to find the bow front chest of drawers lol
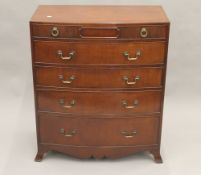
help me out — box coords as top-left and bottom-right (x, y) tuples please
(30, 5), (170, 163)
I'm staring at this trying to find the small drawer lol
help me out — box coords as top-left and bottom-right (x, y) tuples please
(39, 113), (159, 146)
(33, 41), (166, 65)
(32, 24), (80, 38)
(31, 24), (168, 40)
(35, 66), (163, 89)
(37, 90), (162, 115)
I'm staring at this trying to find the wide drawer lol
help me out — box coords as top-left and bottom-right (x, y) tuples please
(31, 24), (168, 40)
(39, 113), (159, 146)
(33, 41), (166, 65)
(35, 66), (163, 89)
(37, 90), (162, 115)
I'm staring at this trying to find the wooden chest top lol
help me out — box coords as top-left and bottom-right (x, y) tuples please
(30, 5), (169, 24)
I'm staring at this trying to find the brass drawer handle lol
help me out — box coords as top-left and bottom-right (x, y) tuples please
(121, 130), (137, 138)
(51, 27), (59, 37)
(122, 100), (139, 109)
(123, 75), (140, 85)
(140, 27), (148, 38)
(123, 50), (141, 61)
(58, 75), (75, 84)
(59, 128), (77, 137)
(57, 50), (75, 60)
(59, 99), (76, 109)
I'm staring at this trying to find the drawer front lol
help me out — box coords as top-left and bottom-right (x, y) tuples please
(32, 24), (167, 40)
(37, 90), (162, 115)
(33, 41), (166, 65)
(39, 114), (159, 146)
(35, 66), (163, 89)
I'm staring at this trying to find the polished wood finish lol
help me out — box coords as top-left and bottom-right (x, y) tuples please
(39, 114), (159, 146)
(35, 66), (163, 89)
(30, 5), (170, 163)
(31, 5), (169, 24)
(35, 144), (160, 160)
(33, 41), (166, 65)
(37, 90), (162, 115)
(31, 24), (168, 40)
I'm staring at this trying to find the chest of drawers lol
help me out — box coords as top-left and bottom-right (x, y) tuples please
(30, 5), (170, 163)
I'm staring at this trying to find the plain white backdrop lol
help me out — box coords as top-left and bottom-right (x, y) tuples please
(0, 0), (201, 175)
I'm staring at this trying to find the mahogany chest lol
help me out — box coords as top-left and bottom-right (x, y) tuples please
(30, 5), (170, 163)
